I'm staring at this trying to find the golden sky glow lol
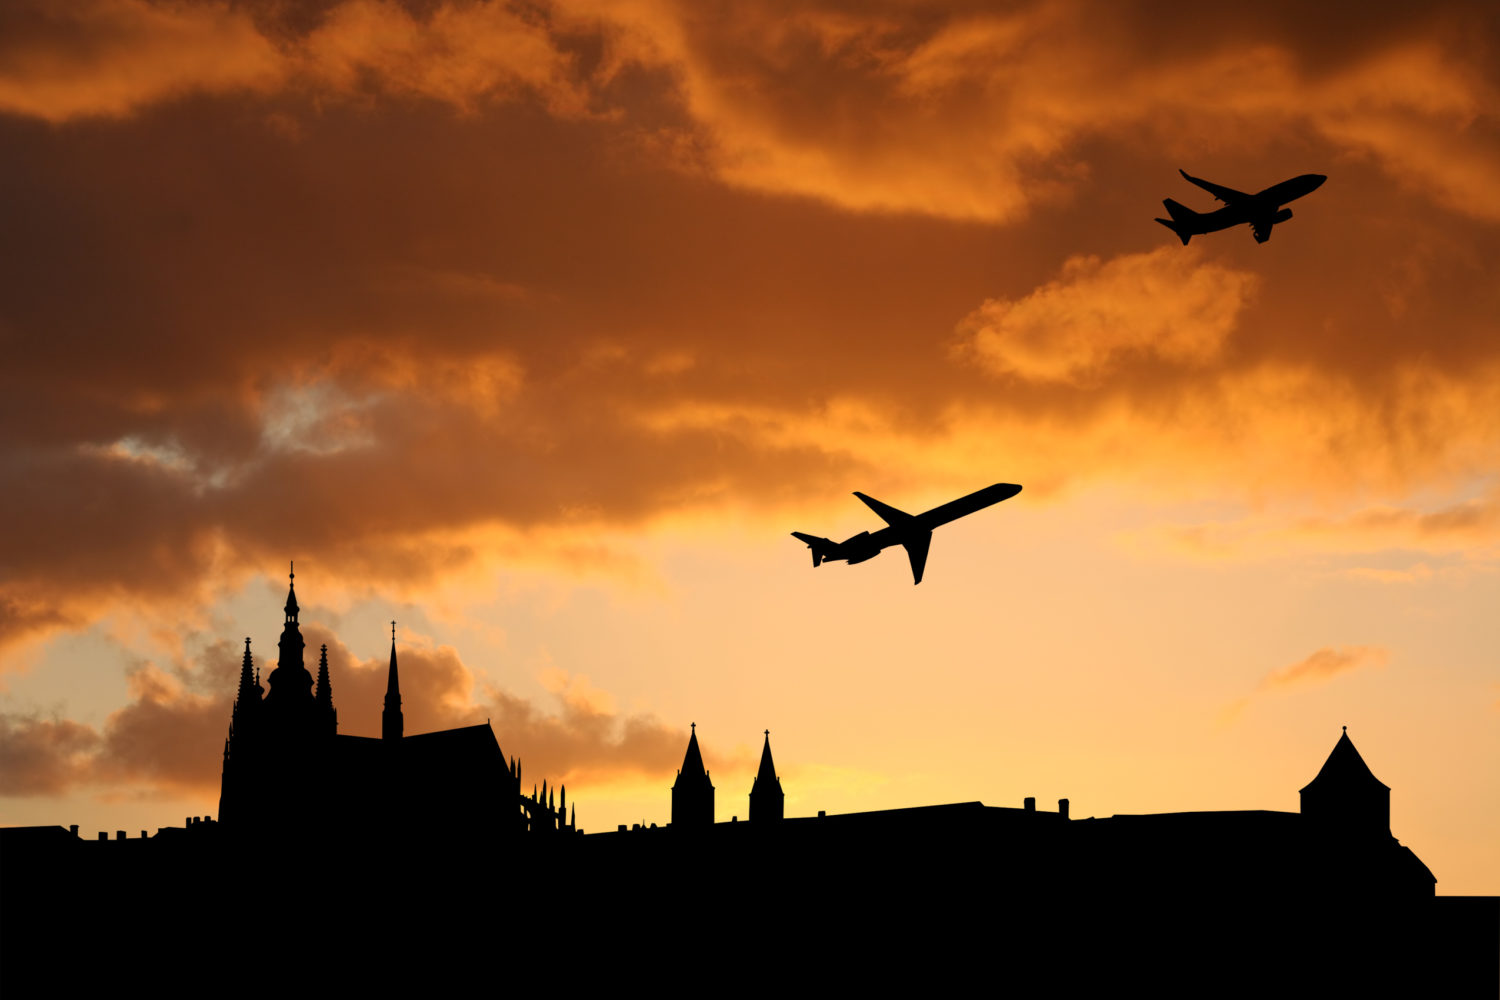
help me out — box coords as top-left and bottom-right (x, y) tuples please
(1, 0), (1497, 892)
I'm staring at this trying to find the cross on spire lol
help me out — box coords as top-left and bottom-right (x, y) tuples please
(391, 620), (397, 642)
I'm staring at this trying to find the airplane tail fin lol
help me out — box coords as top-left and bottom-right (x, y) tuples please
(791, 532), (836, 567)
(1156, 199), (1197, 245)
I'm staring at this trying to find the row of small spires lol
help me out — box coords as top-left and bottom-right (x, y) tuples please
(528, 779), (578, 833)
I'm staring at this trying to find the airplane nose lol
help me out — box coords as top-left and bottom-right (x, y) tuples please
(1308, 174), (1327, 189)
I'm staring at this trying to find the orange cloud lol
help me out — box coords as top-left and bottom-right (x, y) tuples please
(955, 248), (1258, 384)
(0, 628), (710, 801)
(1261, 645), (1389, 690)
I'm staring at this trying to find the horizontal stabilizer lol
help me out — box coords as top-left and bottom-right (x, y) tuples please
(791, 531), (834, 567)
(1155, 217), (1191, 246)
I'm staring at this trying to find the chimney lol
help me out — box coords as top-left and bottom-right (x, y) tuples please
(116, 831), (126, 840)
(1058, 798), (1070, 820)
(69, 825), (79, 837)
(1024, 797), (1036, 812)
(98, 832), (107, 841)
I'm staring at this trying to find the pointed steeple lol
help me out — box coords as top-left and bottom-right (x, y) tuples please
(750, 728), (784, 823)
(755, 730), (777, 784)
(671, 722), (714, 828)
(284, 561), (299, 621)
(235, 638), (257, 709)
(679, 722), (707, 779)
(382, 621), (403, 742)
(315, 644), (332, 706)
(314, 643), (337, 735)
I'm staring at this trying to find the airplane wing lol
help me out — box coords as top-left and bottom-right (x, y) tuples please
(1251, 214), (1274, 243)
(853, 492), (913, 525)
(902, 531), (932, 585)
(1180, 169), (1250, 204)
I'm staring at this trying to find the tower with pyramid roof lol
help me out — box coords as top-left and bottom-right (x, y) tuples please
(672, 723), (715, 828)
(1299, 727), (1391, 839)
(749, 730), (783, 822)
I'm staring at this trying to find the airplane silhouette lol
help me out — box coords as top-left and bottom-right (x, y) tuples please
(1156, 169), (1325, 244)
(792, 483), (1021, 584)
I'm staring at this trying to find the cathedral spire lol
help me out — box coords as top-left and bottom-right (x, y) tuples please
(671, 722), (714, 828)
(750, 728), (784, 822)
(315, 643), (337, 735)
(235, 637), (257, 708)
(382, 621), (403, 742)
(284, 561), (299, 622)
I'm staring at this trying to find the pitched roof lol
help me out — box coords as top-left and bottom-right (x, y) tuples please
(755, 731), (777, 785)
(679, 726), (707, 778)
(1300, 729), (1390, 794)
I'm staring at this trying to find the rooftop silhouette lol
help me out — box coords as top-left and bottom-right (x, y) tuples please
(1, 572), (1494, 994)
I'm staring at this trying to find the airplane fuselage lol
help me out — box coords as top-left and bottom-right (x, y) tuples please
(1192, 174), (1325, 235)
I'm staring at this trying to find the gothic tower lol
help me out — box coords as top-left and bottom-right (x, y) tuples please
(382, 621), (403, 742)
(218, 636), (264, 824)
(749, 729), (784, 823)
(671, 723), (714, 828)
(263, 563), (314, 726)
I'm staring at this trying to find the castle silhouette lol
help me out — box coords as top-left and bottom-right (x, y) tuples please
(1, 575), (1495, 993)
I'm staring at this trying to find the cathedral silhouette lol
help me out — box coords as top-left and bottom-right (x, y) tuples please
(1, 573), (1496, 993)
(216, 567), (573, 841)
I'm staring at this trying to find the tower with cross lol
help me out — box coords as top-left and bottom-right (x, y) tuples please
(750, 729), (784, 822)
(671, 722), (715, 828)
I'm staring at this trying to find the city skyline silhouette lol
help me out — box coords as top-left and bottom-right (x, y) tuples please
(2, 0), (1499, 991)
(3, 571), (1495, 992)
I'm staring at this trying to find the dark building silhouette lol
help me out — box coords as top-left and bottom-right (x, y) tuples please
(3, 589), (1495, 994)
(217, 567), (572, 841)
(1300, 724), (1390, 838)
(749, 729), (783, 822)
(671, 722), (714, 827)
(382, 621), (403, 741)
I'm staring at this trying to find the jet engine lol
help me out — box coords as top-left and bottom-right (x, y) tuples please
(1273, 208), (1293, 223)
(840, 531), (880, 564)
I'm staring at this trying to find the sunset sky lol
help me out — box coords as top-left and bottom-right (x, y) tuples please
(1, 0), (1497, 892)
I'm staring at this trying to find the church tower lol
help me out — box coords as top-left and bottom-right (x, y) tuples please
(671, 723), (714, 828)
(218, 636), (264, 824)
(263, 564), (314, 721)
(1300, 727), (1391, 840)
(382, 621), (403, 742)
(749, 729), (784, 822)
